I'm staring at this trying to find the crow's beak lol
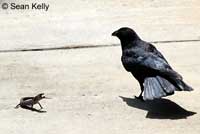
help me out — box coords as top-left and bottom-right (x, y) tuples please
(112, 31), (118, 36)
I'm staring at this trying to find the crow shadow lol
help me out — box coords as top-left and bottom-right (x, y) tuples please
(19, 106), (47, 113)
(119, 96), (196, 119)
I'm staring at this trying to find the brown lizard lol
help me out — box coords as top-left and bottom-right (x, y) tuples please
(15, 93), (49, 110)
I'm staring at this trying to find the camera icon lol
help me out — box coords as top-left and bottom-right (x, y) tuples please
(2, 3), (9, 10)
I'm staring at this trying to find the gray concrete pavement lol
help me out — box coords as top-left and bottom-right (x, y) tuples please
(0, 0), (200, 134)
(0, 42), (199, 134)
(0, 0), (200, 50)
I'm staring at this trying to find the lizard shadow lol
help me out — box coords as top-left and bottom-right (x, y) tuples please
(119, 96), (196, 119)
(20, 105), (47, 113)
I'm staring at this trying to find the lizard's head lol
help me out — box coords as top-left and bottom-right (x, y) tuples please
(38, 93), (45, 98)
(36, 93), (51, 100)
(35, 93), (46, 101)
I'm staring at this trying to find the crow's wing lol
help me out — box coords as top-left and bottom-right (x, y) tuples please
(146, 43), (171, 66)
(122, 50), (182, 80)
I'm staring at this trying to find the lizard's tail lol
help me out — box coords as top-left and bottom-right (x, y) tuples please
(15, 104), (20, 109)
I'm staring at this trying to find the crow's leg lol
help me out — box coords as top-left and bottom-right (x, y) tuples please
(134, 92), (144, 101)
(135, 83), (144, 101)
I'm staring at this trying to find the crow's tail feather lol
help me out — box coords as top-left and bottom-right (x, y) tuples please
(143, 76), (193, 100)
(143, 76), (176, 100)
(173, 79), (193, 91)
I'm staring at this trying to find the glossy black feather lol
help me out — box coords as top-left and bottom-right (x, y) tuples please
(112, 27), (193, 100)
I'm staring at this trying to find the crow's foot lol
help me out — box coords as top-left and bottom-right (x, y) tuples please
(134, 95), (144, 101)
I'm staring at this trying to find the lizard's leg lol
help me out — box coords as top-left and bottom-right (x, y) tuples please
(38, 102), (43, 109)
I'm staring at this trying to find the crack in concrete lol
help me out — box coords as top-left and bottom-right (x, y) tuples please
(0, 39), (199, 53)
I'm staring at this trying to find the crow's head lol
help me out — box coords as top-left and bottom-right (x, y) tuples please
(112, 27), (140, 43)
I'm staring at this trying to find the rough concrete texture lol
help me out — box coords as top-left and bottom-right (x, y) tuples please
(0, 43), (200, 134)
(0, 0), (200, 134)
(0, 0), (200, 50)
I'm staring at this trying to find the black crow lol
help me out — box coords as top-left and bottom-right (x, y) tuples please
(112, 27), (193, 101)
